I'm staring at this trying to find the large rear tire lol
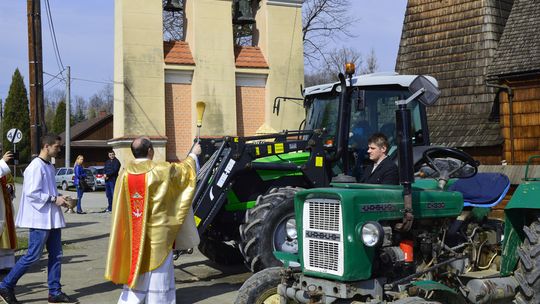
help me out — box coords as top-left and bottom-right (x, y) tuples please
(235, 267), (288, 304)
(239, 187), (301, 272)
(514, 217), (540, 304)
(197, 232), (244, 265)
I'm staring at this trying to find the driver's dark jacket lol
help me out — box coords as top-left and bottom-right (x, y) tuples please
(359, 157), (399, 185)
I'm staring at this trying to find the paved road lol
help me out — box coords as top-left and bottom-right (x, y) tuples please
(5, 184), (251, 303)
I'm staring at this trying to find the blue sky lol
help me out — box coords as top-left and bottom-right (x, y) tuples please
(0, 0), (406, 101)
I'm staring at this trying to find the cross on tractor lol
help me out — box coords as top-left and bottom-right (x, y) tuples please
(191, 64), (442, 274)
(234, 73), (540, 303)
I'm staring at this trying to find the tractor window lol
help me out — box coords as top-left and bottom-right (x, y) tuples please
(350, 89), (425, 153)
(305, 94), (340, 141)
(305, 89), (426, 150)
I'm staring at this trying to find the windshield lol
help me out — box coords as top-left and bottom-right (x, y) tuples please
(305, 88), (427, 152)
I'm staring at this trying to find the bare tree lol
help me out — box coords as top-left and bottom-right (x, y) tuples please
(326, 47), (361, 75)
(302, 0), (358, 68)
(360, 48), (378, 75)
(87, 84), (113, 119)
(305, 46), (380, 87)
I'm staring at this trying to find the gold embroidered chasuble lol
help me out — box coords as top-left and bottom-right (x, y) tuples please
(104, 158), (196, 287)
(0, 175), (16, 250)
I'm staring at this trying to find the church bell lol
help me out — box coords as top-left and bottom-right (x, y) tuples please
(163, 0), (183, 12)
(233, 0), (256, 25)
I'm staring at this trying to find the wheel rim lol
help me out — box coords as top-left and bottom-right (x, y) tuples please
(273, 215), (298, 254)
(62, 182), (67, 190)
(255, 288), (281, 304)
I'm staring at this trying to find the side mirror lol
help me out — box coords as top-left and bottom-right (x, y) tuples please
(409, 76), (440, 106)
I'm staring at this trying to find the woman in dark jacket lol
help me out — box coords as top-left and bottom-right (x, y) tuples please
(73, 155), (87, 214)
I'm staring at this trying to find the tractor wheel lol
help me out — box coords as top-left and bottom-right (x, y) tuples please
(239, 187), (301, 272)
(235, 267), (291, 304)
(62, 181), (68, 191)
(514, 217), (540, 304)
(197, 232), (244, 265)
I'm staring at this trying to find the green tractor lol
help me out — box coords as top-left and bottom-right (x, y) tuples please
(192, 70), (436, 272)
(235, 77), (540, 303)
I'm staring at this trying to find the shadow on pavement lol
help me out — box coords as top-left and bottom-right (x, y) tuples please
(63, 233), (110, 245)
(64, 221), (99, 229)
(72, 281), (119, 299)
(176, 283), (243, 303)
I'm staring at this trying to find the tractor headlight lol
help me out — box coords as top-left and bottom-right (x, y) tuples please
(285, 218), (297, 240)
(361, 221), (384, 247)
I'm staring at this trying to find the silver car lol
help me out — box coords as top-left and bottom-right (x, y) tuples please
(55, 167), (96, 191)
(89, 166), (105, 190)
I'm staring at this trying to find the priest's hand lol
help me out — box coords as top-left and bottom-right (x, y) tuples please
(2, 151), (13, 163)
(191, 143), (202, 156)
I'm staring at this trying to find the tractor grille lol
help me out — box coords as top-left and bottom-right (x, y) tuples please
(308, 201), (340, 231)
(303, 198), (343, 276)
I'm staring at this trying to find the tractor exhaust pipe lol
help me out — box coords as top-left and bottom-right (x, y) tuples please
(395, 103), (414, 232)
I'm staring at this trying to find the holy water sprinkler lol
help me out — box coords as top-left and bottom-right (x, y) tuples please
(196, 101), (206, 142)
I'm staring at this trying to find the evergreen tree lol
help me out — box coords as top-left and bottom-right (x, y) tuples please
(2, 69), (31, 163)
(52, 101), (66, 134)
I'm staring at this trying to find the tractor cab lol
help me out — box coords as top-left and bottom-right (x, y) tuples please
(303, 73), (435, 179)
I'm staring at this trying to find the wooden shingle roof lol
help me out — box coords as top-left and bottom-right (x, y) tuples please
(488, 0), (540, 78)
(234, 46), (268, 69)
(396, 0), (514, 147)
(164, 41), (195, 65)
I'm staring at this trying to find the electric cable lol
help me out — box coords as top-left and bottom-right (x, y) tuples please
(44, 0), (66, 80)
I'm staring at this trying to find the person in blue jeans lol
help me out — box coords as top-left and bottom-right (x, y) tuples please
(73, 155), (86, 214)
(103, 150), (121, 212)
(0, 134), (78, 304)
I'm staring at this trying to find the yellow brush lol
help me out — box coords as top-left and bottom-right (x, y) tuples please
(196, 101), (206, 142)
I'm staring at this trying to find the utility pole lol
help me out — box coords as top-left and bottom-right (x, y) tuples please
(27, 0), (45, 156)
(65, 66), (71, 167)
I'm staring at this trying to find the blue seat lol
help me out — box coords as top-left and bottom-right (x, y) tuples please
(448, 173), (510, 208)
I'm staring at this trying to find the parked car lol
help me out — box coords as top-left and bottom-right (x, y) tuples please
(55, 167), (96, 191)
(89, 166), (105, 190)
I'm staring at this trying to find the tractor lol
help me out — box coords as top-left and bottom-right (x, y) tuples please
(235, 76), (540, 303)
(193, 67), (438, 273)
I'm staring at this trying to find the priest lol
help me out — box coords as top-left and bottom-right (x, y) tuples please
(105, 137), (201, 304)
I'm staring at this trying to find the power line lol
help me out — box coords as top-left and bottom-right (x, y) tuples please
(71, 77), (113, 85)
(43, 70), (65, 86)
(44, 0), (65, 79)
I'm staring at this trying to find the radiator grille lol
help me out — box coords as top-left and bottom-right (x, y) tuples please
(308, 201), (340, 231)
(308, 240), (339, 271)
(303, 198), (343, 276)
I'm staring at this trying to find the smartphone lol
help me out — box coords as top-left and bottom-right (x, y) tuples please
(9, 152), (19, 165)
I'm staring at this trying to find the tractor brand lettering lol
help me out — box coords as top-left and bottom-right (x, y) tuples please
(289, 143), (297, 150)
(305, 230), (340, 242)
(361, 203), (397, 212)
(426, 202), (445, 209)
(216, 159), (236, 188)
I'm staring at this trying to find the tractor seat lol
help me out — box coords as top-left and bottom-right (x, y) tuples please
(448, 173), (510, 208)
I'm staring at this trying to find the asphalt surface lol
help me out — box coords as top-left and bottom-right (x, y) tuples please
(4, 184), (251, 303)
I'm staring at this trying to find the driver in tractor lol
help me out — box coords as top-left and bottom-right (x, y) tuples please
(358, 132), (399, 185)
